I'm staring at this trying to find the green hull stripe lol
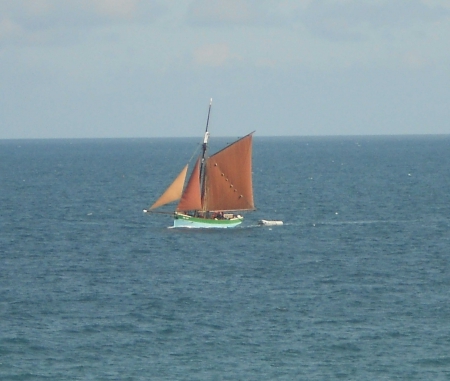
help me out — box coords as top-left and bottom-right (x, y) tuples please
(175, 215), (242, 225)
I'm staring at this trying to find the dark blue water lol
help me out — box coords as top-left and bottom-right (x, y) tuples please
(1, 136), (450, 380)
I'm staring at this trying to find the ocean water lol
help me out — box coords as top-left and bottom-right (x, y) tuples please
(1, 135), (450, 380)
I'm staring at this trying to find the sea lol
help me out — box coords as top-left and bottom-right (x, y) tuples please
(1, 135), (450, 380)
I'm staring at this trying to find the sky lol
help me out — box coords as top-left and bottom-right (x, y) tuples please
(0, 0), (449, 139)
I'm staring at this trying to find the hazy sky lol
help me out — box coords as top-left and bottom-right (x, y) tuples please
(1, 0), (449, 138)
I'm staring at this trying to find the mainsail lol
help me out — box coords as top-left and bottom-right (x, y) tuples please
(202, 132), (254, 212)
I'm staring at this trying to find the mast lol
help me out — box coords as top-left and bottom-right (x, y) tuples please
(200, 98), (212, 202)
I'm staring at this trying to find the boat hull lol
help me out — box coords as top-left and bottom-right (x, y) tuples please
(173, 213), (243, 228)
(258, 219), (283, 226)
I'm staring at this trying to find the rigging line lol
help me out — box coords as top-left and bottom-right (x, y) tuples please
(187, 142), (201, 164)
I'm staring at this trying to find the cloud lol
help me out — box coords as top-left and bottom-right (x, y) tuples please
(188, 0), (253, 25)
(0, 0), (166, 45)
(299, 0), (450, 41)
(186, 0), (290, 27)
(91, 0), (140, 19)
(403, 50), (428, 69)
(0, 17), (21, 41)
(193, 43), (238, 67)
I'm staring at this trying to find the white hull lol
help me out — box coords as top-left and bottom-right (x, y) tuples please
(258, 219), (283, 226)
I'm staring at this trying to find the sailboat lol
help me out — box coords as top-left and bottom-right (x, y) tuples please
(144, 99), (255, 228)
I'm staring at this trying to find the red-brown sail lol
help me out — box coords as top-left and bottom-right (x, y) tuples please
(176, 158), (202, 211)
(203, 133), (254, 211)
